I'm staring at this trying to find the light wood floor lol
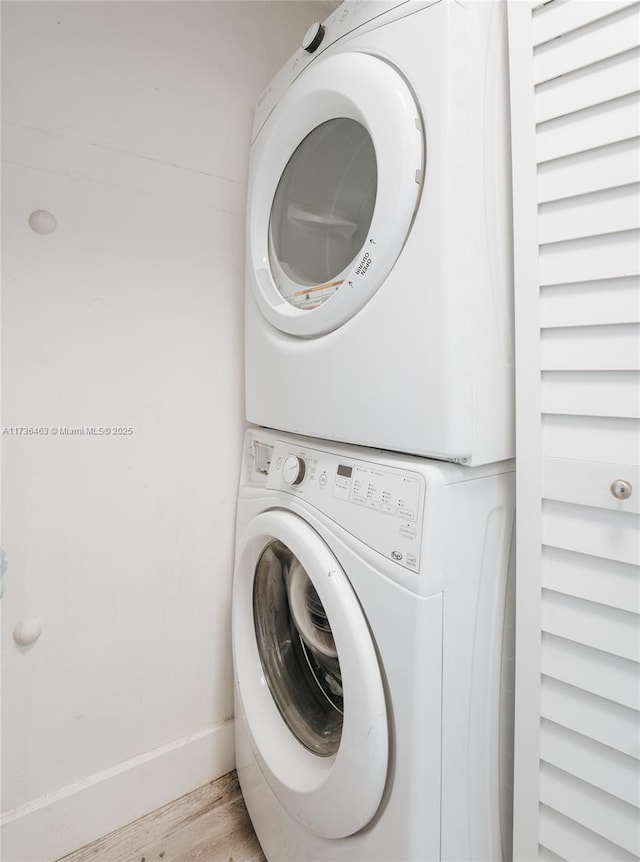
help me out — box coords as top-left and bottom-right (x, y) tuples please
(57, 771), (266, 862)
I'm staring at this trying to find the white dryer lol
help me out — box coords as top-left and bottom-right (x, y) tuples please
(232, 428), (515, 861)
(245, 0), (514, 466)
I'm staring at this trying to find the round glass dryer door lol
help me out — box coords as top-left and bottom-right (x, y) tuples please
(232, 510), (388, 839)
(269, 119), (377, 310)
(248, 51), (424, 338)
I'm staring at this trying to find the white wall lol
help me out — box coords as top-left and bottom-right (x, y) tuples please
(1, 3), (333, 859)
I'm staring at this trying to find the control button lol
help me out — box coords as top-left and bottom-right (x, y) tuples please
(302, 22), (325, 53)
(406, 554), (417, 568)
(382, 503), (396, 515)
(282, 455), (306, 486)
(398, 508), (415, 521)
(352, 494), (366, 506)
(319, 472), (328, 488)
(366, 499), (380, 511)
(400, 525), (417, 539)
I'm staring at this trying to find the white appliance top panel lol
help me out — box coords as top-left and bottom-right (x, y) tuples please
(265, 438), (426, 572)
(252, 0), (442, 141)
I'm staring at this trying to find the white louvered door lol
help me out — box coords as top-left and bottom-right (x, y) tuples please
(508, 2), (640, 860)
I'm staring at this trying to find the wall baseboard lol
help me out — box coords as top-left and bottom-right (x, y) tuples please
(1, 720), (235, 862)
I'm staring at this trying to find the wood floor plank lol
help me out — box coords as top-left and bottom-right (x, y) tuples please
(57, 771), (266, 862)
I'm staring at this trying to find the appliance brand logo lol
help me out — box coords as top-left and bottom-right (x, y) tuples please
(391, 550), (403, 561)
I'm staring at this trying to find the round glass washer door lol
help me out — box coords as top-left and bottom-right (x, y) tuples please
(232, 510), (388, 839)
(254, 538), (344, 757)
(248, 51), (424, 338)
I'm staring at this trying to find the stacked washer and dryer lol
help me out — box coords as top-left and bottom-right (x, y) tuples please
(232, 1), (515, 860)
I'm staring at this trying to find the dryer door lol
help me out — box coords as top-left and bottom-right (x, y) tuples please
(248, 51), (424, 337)
(233, 509), (388, 838)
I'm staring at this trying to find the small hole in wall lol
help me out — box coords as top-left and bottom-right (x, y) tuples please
(28, 210), (57, 235)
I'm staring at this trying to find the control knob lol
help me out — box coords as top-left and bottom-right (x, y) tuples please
(282, 455), (306, 486)
(302, 22), (325, 53)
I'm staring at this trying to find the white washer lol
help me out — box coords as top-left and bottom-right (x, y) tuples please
(233, 428), (515, 861)
(245, 0), (514, 466)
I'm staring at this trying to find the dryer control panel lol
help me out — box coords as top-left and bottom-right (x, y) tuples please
(265, 439), (426, 572)
(252, 0), (442, 141)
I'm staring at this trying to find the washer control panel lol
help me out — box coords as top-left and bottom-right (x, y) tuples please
(266, 440), (425, 572)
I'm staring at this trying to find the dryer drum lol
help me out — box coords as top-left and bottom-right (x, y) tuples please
(253, 539), (343, 756)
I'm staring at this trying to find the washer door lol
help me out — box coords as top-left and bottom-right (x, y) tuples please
(233, 510), (388, 838)
(248, 51), (424, 338)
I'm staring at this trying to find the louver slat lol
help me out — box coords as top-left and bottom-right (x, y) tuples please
(540, 674), (640, 757)
(540, 323), (640, 371)
(540, 718), (640, 805)
(533, 4), (640, 85)
(541, 588), (640, 661)
(541, 370), (640, 417)
(539, 803), (638, 861)
(538, 183), (640, 244)
(539, 762), (640, 855)
(540, 277), (640, 328)
(537, 138), (640, 203)
(535, 48), (640, 124)
(532, 0), (637, 47)
(538, 842), (565, 862)
(541, 545), (640, 613)
(536, 93), (640, 163)
(541, 414), (640, 464)
(542, 499), (640, 565)
(541, 633), (639, 711)
(539, 230), (640, 285)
